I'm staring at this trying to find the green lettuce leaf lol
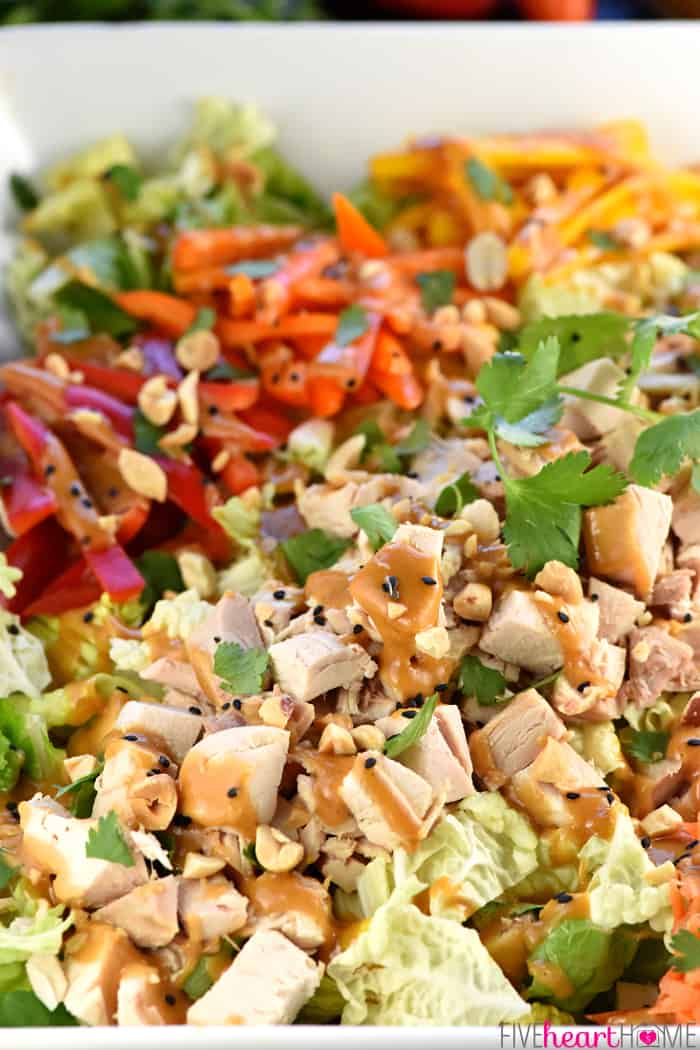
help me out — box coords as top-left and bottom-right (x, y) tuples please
(0, 903), (72, 966)
(0, 611), (51, 701)
(328, 878), (527, 1025)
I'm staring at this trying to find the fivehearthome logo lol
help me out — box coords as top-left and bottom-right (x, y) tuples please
(500, 1023), (697, 1049)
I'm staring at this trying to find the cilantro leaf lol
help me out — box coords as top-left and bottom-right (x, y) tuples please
(214, 641), (269, 696)
(493, 397), (564, 448)
(384, 694), (438, 759)
(518, 314), (631, 375)
(692, 463), (700, 495)
(225, 259), (280, 279)
(9, 173), (40, 211)
(587, 229), (620, 252)
(335, 304), (369, 347)
(670, 929), (700, 973)
(527, 918), (636, 1011)
(135, 550), (184, 617)
(459, 655), (508, 705)
(416, 270), (455, 313)
(476, 338), (560, 424)
(0, 849), (17, 890)
(0, 991), (78, 1028)
(623, 729), (669, 764)
(465, 157), (514, 205)
(281, 528), (352, 584)
(435, 472), (479, 517)
(630, 409), (700, 487)
(350, 504), (397, 551)
(54, 281), (138, 338)
(133, 408), (166, 455)
(85, 810), (135, 867)
(354, 419), (386, 459)
(106, 164), (143, 201)
(185, 307), (216, 335)
(394, 419), (430, 457)
(503, 451), (627, 576)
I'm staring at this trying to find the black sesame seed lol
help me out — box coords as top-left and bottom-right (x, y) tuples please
(222, 701), (231, 711)
(123, 734), (138, 742)
(158, 755), (170, 768)
(684, 613), (693, 623)
(590, 592), (599, 602)
(421, 576), (437, 586)
(432, 340), (442, 350)
(364, 757), (377, 769)
(346, 379), (357, 389)
(188, 706), (202, 715)
(6, 801), (18, 812)
(146, 769), (158, 777)
(83, 611), (94, 623)
(606, 792), (615, 804)
(273, 590), (286, 600)
(7, 624), (19, 636)
(207, 404), (219, 416)
(69, 483), (81, 497)
(81, 498), (93, 509)
(173, 814), (192, 827)
(382, 575), (400, 600)
(435, 683), (449, 693)
(227, 787), (238, 798)
(571, 332), (581, 343)
(314, 614), (327, 626)
(402, 710), (417, 719)
(688, 839), (700, 849)
(676, 852), (692, 864)
(557, 610), (570, 624)
(263, 618), (274, 627)
(271, 373), (280, 384)
(313, 605), (324, 616)
(116, 686), (129, 694)
(640, 836), (651, 849)
(165, 994), (176, 1007)
(565, 791), (580, 800)
(233, 699), (242, 711)
(352, 624), (363, 635)
(687, 739), (700, 747)
(213, 636), (222, 643)
(406, 470), (419, 479)
(555, 892), (573, 903)
(108, 486), (119, 498)
(45, 464), (56, 477)
(596, 785), (609, 791)
(576, 681), (590, 693)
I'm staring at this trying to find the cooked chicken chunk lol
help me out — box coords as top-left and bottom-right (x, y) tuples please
(620, 626), (694, 707)
(63, 923), (145, 1026)
(187, 929), (321, 1026)
(588, 578), (644, 643)
(242, 871), (333, 950)
(93, 737), (177, 831)
(339, 751), (436, 851)
(178, 876), (248, 941)
(469, 689), (566, 789)
(20, 797), (148, 908)
(377, 704), (474, 803)
(551, 640), (626, 721)
(269, 631), (376, 704)
(583, 485), (673, 599)
(116, 963), (184, 1026)
(672, 480), (700, 546)
(297, 475), (421, 538)
(178, 725), (289, 835)
(560, 358), (631, 440)
(651, 569), (695, 621)
(114, 701), (202, 764)
(410, 437), (482, 505)
(189, 591), (263, 655)
(141, 657), (205, 700)
(479, 591), (564, 675)
(510, 737), (607, 828)
(94, 877), (180, 949)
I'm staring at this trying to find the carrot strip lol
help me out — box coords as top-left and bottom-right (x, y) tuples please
(217, 313), (337, 348)
(370, 329), (413, 376)
(333, 193), (388, 258)
(368, 368), (424, 410)
(258, 239), (340, 324)
(115, 291), (196, 339)
(172, 225), (302, 273)
(294, 277), (355, 310)
(307, 377), (346, 418)
(228, 273), (257, 319)
(387, 247), (465, 277)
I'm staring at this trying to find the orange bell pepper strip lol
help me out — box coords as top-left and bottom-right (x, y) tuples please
(333, 193), (388, 258)
(115, 291), (197, 340)
(172, 225), (302, 273)
(217, 313), (337, 348)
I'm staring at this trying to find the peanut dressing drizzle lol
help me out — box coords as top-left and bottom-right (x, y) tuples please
(532, 593), (605, 691)
(298, 752), (355, 829)
(178, 751), (256, 838)
(349, 541), (452, 700)
(353, 755), (424, 852)
(583, 490), (651, 598)
(304, 570), (351, 609)
(242, 871), (336, 956)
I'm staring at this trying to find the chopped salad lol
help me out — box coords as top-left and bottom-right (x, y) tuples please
(1, 98), (700, 1029)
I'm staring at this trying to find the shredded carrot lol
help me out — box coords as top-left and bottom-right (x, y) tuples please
(217, 313), (338, 348)
(172, 224), (302, 272)
(307, 376), (346, 418)
(115, 291), (196, 339)
(333, 193), (388, 258)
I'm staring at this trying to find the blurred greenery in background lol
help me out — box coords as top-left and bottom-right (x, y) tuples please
(0, 0), (323, 23)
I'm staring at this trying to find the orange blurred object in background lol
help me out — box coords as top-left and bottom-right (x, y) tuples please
(377, 0), (594, 17)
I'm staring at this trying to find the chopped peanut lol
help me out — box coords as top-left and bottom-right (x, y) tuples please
(318, 723), (357, 756)
(118, 448), (167, 501)
(176, 329), (220, 373)
(255, 825), (304, 873)
(138, 375), (177, 427)
(453, 582), (493, 622)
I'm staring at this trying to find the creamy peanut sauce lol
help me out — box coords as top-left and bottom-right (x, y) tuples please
(178, 750), (256, 837)
(350, 541), (452, 700)
(532, 592), (607, 691)
(186, 643), (222, 707)
(583, 490), (651, 599)
(507, 783), (616, 844)
(353, 754), (425, 852)
(296, 752), (355, 829)
(242, 871), (335, 954)
(304, 570), (351, 609)
(625, 725), (700, 819)
(412, 876), (477, 920)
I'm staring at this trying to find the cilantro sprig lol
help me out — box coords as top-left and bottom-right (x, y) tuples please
(465, 157), (514, 205)
(623, 729), (669, 764)
(214, 641), (269, 696)
(85, 811), (135, 867)
(670, 929), (700, 973)
(459, 655), (508, 706)
(350, 504), (397, 551)
(281, 528), (352, 584)
(384, 694), (438, 759)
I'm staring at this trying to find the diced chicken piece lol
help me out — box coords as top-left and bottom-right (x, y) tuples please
(620, 626), (694, 708)
(551, 640), (626, 721)
(298, 475), (421, 538)
(178, 876), (248, 941)
(631, 757), (686, 817)
(20, 797), (148, 908)
(189, 592), (263, 655)
(535, 561), (583, 605)
(682, 691), (700, 726)
(650, 569), (695, 621)
(116, 963), (185, 1026)
(479, 590), (563, 675)
(269, 631), (376, 704)
(114, 701), (202, 764)
(93, 876), (179, 949)
(393, 521), (444, 560)
(178, 725), (289, 834)
(251, 582), (304, 642)
(141, 657), (204, 700)
(377, 704), (474, 803)
(672, 481), (700, 546)
(26, 954), (67, 1012)
(588, 578), (644, 643)
(187, 930), (322, 1026)
(469, 689), (566, 789)
(93, 737), (177, 831)
(678, 545), (700, 600)
(243, 871), (333, 950)
(560, 358), (631, 440)
(410, 437), (482, 506)
(668, 621), (700, 691)
(597, 416), (647, 474)
(510, 737), (606, 827)
(63, 923), (145, 1026)
(339, 751), (436, 851)
(583, 485), (673, 599)
(499, 427), (584, 480)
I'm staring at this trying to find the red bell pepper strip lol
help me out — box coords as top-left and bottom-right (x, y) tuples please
(22, 558), (103, 618)
(66, 360), (146, 404)
(200, 413), (278, 453)
(1, 518), (70, 615)
(199, 379), (260, 414)
(64, 384), (134, 441)
(220, 454), (261, 496)
(154, 457), (222, 531)
(0, 460), (58, 536)
(237, 404), (294, 444)
(84, 545), (144, 604)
